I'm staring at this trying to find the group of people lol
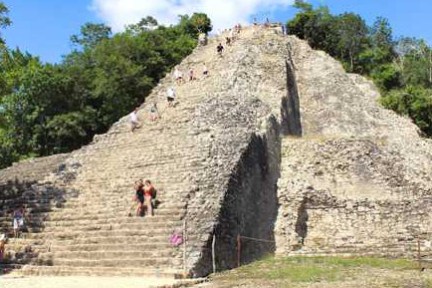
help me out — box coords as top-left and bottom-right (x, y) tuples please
(131, 179), (157, 217)
(225, 24), (242, 47)
(173, 64), (208, 85)
(129, 102), (160, 132)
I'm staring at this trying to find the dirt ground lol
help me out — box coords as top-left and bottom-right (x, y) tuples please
(0, 275), (181, 288)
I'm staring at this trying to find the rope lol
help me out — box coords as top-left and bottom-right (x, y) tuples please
(240, 235), (275, 243)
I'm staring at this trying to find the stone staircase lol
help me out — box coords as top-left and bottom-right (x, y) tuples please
(1, 27), (276, 278)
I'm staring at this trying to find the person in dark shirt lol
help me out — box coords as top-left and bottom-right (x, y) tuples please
(134, 180), (145, 216)
(217, 43), (224, 56)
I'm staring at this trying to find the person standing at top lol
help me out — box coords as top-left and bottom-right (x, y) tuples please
(129, 107), (140, 132)
(143, 180), (155, 217)
(217, 43), (224, 56)
(167, 87), (176, 107)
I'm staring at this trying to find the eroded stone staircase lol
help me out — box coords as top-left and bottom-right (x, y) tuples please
(1, 27), (280, 277)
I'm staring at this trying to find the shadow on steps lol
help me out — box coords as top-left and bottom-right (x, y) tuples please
(0, 177), (78, 274)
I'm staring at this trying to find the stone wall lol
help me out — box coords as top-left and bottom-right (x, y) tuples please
(189, 115), (281, 276)
(275, 35), (432, 259)
(183, 29), (290, 277)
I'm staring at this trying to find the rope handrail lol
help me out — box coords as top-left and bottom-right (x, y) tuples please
(240, 235), (275, 243)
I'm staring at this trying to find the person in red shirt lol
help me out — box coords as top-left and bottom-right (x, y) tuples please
(143, 180), (155, 217)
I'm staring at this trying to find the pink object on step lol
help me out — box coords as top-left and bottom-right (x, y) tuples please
(169, 232), (183, 247)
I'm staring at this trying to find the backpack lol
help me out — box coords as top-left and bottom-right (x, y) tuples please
(169, 232), (183, 247)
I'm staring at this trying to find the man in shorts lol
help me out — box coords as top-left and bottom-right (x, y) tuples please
(129, 107), (140, 132)
(167, 87), (176, 107)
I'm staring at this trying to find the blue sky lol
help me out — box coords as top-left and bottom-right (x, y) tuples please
(2, 0), (431, 64)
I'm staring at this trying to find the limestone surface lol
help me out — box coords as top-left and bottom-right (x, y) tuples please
(275, 36), (432, 257)
(0, 25), (431, 281)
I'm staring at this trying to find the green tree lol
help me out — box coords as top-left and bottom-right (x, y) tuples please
(71, 23), (112, 50)
(381, 86), (432, 135)
(0, 2), (11, 44)
(178, 13), (212, 38)
(126, 16), (159, 34)
(335, 13), (369, 72)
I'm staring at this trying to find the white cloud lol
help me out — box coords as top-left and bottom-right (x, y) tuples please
(90, 0), (294, 33)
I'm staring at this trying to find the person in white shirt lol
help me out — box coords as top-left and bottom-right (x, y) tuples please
(167, 87), (176, 107)
(174, 67), (184, 85)
(129, 107), (140, 132)
(202, 63), (209, 77)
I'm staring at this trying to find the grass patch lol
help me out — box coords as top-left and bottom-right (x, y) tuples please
(212, 256), (418, 285)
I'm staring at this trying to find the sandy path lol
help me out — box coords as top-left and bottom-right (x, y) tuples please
(0, 275), (180, 288)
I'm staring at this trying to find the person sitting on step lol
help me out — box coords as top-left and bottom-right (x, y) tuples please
(143, 180), (156, 217)
(0, 234), (6, 263)
(12, 205), (26, 238)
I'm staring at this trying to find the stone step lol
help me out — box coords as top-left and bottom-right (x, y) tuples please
(27, 211), (184, 223)
(1, 214), (183, 229)
(41, 221), (182, 233)
(18, 264), (183, 277)
(42, 242), (175, 252)
(27, 234), (199, 247)
(1, 200), (186, 213)
(38, 249), (179, 260)
(26, 226), (181, 240)
(42, 218), (183, 229)
(25, 206), (184, 218)
(38, 256), (182, 268)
